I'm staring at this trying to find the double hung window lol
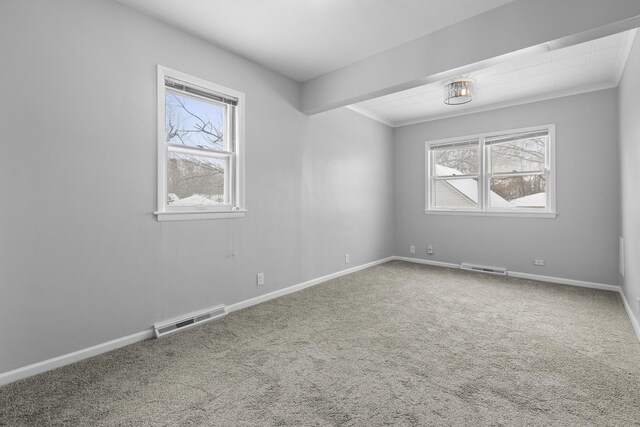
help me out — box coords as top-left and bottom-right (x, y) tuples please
(426, 125), (555, 217)
(156, 66), (245, 221)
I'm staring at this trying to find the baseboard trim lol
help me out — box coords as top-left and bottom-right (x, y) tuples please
(3, 255), (635, 386)
(0, 256), (394, 387)
(392, 256), (621, 292)
(619, 290), (640, 343)
(227, 256), (394, 313)
(506, 271), (621, 292)
(392, 256), (640, 342)
(0, 330), (154, 387)
(391, 256), (461, 269)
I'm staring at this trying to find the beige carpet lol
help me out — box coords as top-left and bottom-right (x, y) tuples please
(1, 261), (639, 426)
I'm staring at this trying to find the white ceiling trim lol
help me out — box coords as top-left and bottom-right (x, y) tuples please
(347, 81), (620, 128)
(392, 82), (619, 128)
(614, 29), (638, 85)
(348, 28), (638, 128)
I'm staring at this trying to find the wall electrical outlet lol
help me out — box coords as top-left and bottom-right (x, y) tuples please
(534, 259), (545, 266)
(427, 245), (433, 255)
(256, 273), (264, 286)
(345, 254), (350, 264)
(410, 245), (415, 254)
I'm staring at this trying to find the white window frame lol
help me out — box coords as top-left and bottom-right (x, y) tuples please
(425, 124), (556, 218)
(155, 66), (246, 222)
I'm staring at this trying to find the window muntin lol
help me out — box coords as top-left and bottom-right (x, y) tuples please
(426, 125), (555, 216)
(156, 66), (245, 220)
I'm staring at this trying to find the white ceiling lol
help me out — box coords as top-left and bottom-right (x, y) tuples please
(352, 29), (638, 127)
(115, 0), (517, 82)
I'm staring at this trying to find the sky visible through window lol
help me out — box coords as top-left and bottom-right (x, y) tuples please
(165, 89), (227, 206)
(165, 89), (225, 151)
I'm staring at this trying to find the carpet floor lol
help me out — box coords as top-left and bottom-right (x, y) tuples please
(1, 261), (639, 426)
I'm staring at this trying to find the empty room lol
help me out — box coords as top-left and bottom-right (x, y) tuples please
(2, 0), (640, 425)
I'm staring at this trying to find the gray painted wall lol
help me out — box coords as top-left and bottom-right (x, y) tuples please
(0, 0), (395, 373)
(619, 34), (640, 327)
(394, 90), (621, 285)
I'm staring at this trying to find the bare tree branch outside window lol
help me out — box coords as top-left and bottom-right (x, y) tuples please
(165, 91), (226, 205)
(489, 138), (546, 202)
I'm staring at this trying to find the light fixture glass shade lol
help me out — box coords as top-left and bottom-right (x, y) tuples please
(444, 80), (472, 105)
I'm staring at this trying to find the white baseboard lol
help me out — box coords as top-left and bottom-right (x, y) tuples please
(391, 256), (460, 269)
(619, 290), (640, 343)
(392, 256), (640, 343)
(2, 255), (636, 387)
(506, 271), (621, 292)
(227, 256), (394, 313)
(0, 256), (394, 387)
(0, 330), (153, 387)
(392, 256), (620, 291)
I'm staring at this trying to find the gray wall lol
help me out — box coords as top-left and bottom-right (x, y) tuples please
(0, 0), (395, 373)
(394, 90), (621, 285)
(619, 34), (640, 326)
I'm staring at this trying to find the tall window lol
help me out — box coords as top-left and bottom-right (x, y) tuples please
(156, 66), (245, 221)
(426, 125), (556, 217)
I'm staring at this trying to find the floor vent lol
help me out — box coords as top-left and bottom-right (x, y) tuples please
(460, 263), (507, 276)
(153, 305), (227, 338)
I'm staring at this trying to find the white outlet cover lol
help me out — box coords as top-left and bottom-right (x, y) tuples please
(345, 254), (350, 264)
(410, 246), (415, 253)
(257, 273), (264, 286)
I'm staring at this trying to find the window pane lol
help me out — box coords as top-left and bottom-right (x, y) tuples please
(489, 136), (546, 173)
(165, 89), (226, 151)
(489, 175), (546, 208)
(434, 178), (479, 208)
(167, 152), (227, 206)
(433, 143), (479, 176)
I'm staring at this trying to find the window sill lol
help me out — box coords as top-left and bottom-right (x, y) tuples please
(424, 210), (557, 219)
(155, 210), (247, 222)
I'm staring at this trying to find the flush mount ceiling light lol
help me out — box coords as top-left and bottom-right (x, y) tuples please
(444, 79), (473, 105)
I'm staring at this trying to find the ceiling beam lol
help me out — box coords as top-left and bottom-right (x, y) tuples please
(301, 0), (640, 115)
